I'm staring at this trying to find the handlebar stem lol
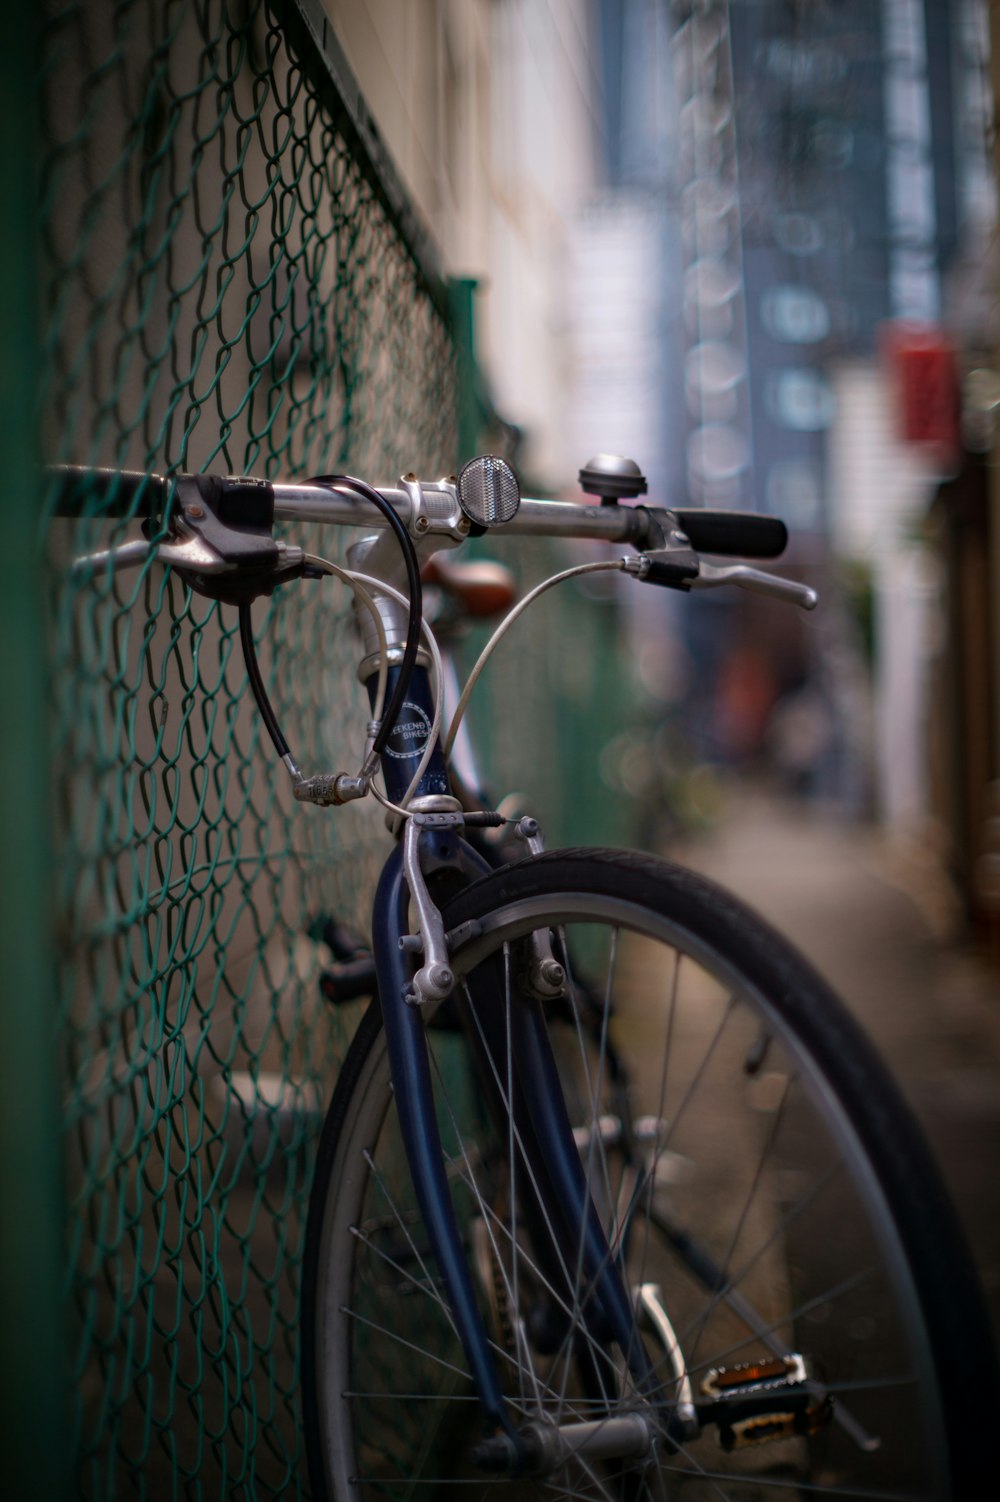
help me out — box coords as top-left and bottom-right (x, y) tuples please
(272, 476), (473, 544)
(347, 536), (435, 684)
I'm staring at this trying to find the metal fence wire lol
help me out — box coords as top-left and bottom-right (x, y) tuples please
(37, 1), (640, 1495)
(40, 1), (460, 1495)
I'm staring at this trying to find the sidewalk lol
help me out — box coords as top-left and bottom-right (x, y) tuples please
(674, 790), (1000, 1341)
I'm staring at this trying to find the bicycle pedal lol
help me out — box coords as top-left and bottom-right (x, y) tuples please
(700, 1354), (831, 1452)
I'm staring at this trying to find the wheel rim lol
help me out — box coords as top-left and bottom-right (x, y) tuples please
(313, 886), (951, 1500)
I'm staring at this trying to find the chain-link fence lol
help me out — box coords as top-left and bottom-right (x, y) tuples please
(32, 2), (641, 1495)
(40, 2), (461, 1494)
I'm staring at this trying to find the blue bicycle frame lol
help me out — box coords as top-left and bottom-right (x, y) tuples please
(369, 663), (663, 1449)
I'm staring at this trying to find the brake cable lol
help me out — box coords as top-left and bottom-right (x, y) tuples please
(306, 474), (423, 761)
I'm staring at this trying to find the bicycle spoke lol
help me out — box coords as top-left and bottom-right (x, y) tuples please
(349, 1224), (455, 1326)
(424, 1001), (636, 1417)
(343, 1391), (482, 1401)
(654, 1457), (924, 1501)
(683, 1070), (792, 1374)
(681, 1263), (879, 1383)
(630, 942), (683, 1293)
(454, 983), (633, 1391)
(356, 1150), (462, 1342)
(502, 938), (549, 1421)
(440, 1144), (634, 1401)
(561, 926), (621, 1248)
(673, 1156), (844, 1350)
(310, 863), (967, 1500)
(657, 992), (739, 1160)
(341, 1305), (474, 1384)
(419, 1043), (560, 1413)
(554, 923), (623, 1418)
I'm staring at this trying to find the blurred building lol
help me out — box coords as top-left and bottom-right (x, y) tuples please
(321, 0), (605, 491)
(320, 1), (1000, 885)
(736, 0), (997, 931)
(929, 0), (1000, 935)
(661, 1), (994, 843)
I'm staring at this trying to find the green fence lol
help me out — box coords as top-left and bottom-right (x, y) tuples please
(40, 2), (461, 1493)
(27, 2), (643, 1496)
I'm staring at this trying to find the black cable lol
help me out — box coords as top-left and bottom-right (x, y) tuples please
(307, 474), (423, 760)
(238, 602), (291, 760)
(237, 474), (421, 777)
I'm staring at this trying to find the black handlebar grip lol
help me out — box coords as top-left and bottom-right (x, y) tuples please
(670, 508), (787, 559)
(47, 465), (168, 519)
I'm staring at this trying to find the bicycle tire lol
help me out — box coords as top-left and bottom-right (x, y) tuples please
(301, 848), (996, 1500)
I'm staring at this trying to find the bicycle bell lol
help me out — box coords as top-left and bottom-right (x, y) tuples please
(456, 454), (521, 528)
(578, 454), (647, 505)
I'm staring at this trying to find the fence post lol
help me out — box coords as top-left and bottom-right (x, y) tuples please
(448, 276), (484, 463)
(0, 11), (70, 1496)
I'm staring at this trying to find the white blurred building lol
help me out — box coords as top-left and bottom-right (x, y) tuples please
(321, 0), (611, 491)
(828, 363), (941, 832)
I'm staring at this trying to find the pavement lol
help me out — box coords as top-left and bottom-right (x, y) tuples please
(674, 789), (1000, 1345)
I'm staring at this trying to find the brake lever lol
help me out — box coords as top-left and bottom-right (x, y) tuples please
(623, 550), (818, 610)
(72, 533), (229, 579)
(71, 530), (306, 595)
(691, 561), (817, 611)
(70, 473), (307, 603)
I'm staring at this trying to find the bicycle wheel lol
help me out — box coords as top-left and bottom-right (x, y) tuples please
(301, 849), (996, 1500)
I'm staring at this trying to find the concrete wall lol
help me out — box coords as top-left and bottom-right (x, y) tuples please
(321, 0), (603, 488)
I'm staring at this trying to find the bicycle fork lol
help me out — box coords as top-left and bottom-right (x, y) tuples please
(371, 829), (674, 1475)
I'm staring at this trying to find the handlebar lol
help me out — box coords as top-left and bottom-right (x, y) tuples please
(52, 462), (816, 612)
(50, 464), (652, 542)
(54, 457), (817, 810)
(275, 482), (652, 543)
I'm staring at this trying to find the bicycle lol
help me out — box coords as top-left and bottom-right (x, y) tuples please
(58, 453), (998, 1500)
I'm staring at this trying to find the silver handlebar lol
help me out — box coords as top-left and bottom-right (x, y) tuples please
(270, 481), (647, 545)
(69, 472), (816, 613)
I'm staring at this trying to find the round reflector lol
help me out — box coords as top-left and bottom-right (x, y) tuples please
(456, 455), (521, 528)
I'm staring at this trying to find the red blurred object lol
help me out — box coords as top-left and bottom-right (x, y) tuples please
(881, 322), (960, 457)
